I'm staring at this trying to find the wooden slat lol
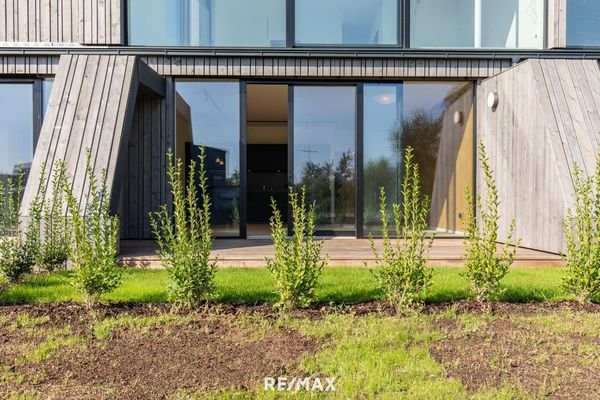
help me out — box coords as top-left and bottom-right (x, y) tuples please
(21, 54), (158, 222)
(477, 58), (600, 254)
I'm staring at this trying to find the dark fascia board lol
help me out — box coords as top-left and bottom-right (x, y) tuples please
(1, 46), (600, 60)
(135, 57), (166, 97)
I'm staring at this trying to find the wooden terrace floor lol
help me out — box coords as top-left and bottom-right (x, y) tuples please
(119, 238), (562, 268)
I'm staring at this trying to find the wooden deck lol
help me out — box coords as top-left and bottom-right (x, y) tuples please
(119, 238), (562, 268)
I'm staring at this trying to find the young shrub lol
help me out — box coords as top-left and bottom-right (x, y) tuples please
(267, 186), (325, 311)
(38, 161), (70, 272)
(150, 147), (216, 308)
(64, 154), (121, 308)
(369, 147), (434, 312)
(463, 143), (520, 302)
(0, 165), (39, 283)
(562, 154), (600, 303)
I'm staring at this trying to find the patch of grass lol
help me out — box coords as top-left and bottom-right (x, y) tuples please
(0, 266), (581, 306)
(11, 314), (49, 331)
(513, 311), (600, 339)
(22, 328), (83, 362)
(93, 314), (193, 340)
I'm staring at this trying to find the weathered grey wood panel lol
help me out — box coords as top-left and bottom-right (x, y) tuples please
(0, 55), (513, 78)
(78, 0), (123, 45)
(477, 59), (600, 253)
(0, 0), (80, 43)
(0, 0), (122, 45)
(21, 54), (140, 217)
(548, 0), (567, 48)
(120, 92), (174, 240)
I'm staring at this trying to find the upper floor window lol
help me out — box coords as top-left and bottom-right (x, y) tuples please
(295, 0), (398, 45)
(410, 0), (544, 49)
(128, 0), (286, 46)
(567, 0), (600, 47)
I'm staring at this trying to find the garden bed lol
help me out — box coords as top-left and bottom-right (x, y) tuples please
(2, 301), (600, 399)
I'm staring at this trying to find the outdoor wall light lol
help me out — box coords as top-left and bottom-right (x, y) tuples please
(487, 92), (499, 109)
(374, 93), (396, 105)
(453, 111), (463, 125)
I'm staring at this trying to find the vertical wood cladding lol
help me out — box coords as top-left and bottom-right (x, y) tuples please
(477, 59), (600, 253)
(120, 91), (174, 240)
(0, 0), (122, 44)
(21, 54), (138, 218)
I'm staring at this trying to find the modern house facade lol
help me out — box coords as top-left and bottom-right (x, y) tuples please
(1, 0), (598, 254)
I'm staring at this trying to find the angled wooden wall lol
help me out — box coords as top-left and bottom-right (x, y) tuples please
(477, 59), (600, 253)
(21, 54), (139, 217)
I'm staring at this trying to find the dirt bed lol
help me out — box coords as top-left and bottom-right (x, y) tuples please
(0, 304), (318, 399)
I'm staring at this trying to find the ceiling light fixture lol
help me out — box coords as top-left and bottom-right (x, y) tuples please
(374, 93), (396, 105)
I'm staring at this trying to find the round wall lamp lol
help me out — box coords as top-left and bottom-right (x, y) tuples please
(487, 92), (499, 109)
(374, 93), (396, 105)
(453, 111), (463, 125)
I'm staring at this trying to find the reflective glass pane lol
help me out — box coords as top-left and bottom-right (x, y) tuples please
(567, 0), (600, 47)
(42, 79), (54, 118)
(295, 0), (398, 45)
(410, 0), (544, 49)
(363, 82), (474, 236)
(293, 86), (356, 233)
(176, 82), (241, 237)
(128, 0), (285, 47)
(0, 84), (34, 184)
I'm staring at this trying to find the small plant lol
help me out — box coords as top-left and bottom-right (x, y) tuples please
(150, 148), (216, 308)
(64, 153), (121, 308)
(0, 165), (39, 283)
(562, 154), (600, 303)
(463, 143), (520, 302)
(369, 147), (434, 312)
(37, 161), (70, 272)
(267, 186), (325, 311)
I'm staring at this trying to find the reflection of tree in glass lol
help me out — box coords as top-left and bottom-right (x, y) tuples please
(392, 109), (443, 200)
(227, 168), (240, 186)
(297, 151), (354, 226)
(364, 157), (397, 226)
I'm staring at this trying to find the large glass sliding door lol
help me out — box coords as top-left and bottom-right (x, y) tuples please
(292, 86), (356, 235)
(175, 81), (242, 237)
(362, 82), (474, 237)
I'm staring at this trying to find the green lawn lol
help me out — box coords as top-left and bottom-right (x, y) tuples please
(0, 266), (578, 306)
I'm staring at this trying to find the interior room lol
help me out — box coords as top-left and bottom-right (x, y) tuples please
(246, 84), (289, 237)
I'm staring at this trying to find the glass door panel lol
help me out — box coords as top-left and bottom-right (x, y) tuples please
(292, 86), (356, 234)
(175, 81), (241, 237)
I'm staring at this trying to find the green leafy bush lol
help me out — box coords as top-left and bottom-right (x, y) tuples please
(64, 154), (121, 307)
(562, 154), (600, 303)
(0, 165), (39, 283)
(369, 147), (434, 311)
(37, 161), (70, 272)
(463, 143), (519, 302)
(150, 148), (216, 308)
(267, 186), (325, 310)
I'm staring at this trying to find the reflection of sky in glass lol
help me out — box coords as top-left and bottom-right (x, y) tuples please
(567, 0), (600, 46)
(128, 0), (285, 46)
(293, 86), (356, 181)
(296, 0), (397, 45)
(176, 82), (240, 178)
(42, 79), (54, 118)
(364, 83), (458, 159)
(0, 84), (33, 176)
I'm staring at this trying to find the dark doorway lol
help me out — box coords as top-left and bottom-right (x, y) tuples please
(247, 144), (288, 225)
(246, 84), (288, 237)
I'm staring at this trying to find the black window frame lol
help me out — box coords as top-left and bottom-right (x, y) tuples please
(0, 78), (44, 151)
